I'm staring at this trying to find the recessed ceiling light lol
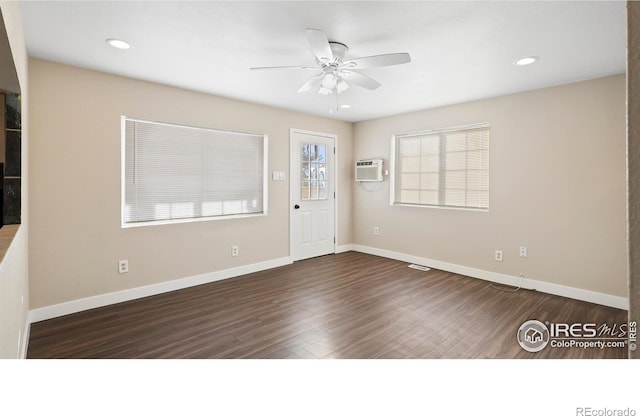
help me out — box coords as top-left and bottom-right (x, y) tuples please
(340, 104), (351, 109)
(514, 56), (539, 66)
(106, 38), (131, 50)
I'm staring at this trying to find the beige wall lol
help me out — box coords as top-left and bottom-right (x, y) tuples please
(0, 2), (29, 358)
(28, 58), (353, 309)
(353, 75), (627, 297)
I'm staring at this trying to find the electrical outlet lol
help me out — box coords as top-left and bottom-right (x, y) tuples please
(118, 260), (129, 274)
(519, 246), (528, 258)
(494, 250), (503, 262)
(232, 245), (239, 257)
(373, 226), (380, 236)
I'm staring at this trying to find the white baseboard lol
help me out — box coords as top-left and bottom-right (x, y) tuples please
(29, 256), (293, 323)
(335, 244), (354, 254)
(350, 245), (629, 310)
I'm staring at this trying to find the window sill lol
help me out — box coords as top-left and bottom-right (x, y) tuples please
(0, 224), (20, 263)
(390, 202), (489, 212)
(122, 211), (267, 228)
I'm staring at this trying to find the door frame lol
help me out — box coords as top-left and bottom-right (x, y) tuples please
(289, 128), (338, 261)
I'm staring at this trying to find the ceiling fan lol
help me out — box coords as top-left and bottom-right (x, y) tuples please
(251, 29), (411, 101)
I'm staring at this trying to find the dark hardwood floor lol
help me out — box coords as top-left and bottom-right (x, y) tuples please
(27, 252), (629, 358)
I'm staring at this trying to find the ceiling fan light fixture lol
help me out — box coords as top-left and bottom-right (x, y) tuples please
(318, 87), (332, 95)
(321, 73), (338, 90)
(336, 79), (349, 94)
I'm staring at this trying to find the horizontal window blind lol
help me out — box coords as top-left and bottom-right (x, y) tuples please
(392, 124), (489, 209)
(122, 117), (266, 226)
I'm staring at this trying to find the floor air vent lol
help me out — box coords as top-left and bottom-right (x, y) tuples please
(408, 264), (431, 272)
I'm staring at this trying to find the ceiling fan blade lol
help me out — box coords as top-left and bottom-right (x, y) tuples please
(305, 28), (333, 63)
(341, 70), (381, 90)
(344, 53), (411, 69)
(250, 65), (316, 71)
(297, 73), (323, 93)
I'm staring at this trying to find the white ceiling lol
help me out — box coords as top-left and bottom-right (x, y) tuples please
(20, 1), (626, 122)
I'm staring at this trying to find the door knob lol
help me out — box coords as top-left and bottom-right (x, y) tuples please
(294, 204), (300, 209)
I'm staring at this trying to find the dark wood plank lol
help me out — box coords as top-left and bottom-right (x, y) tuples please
(27, 252), (629, 359)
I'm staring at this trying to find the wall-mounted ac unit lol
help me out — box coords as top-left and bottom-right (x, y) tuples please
(355, 159), (384, 182)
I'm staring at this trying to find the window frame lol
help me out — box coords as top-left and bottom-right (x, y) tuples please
(120, 116), (268, 228)
(390, 122), (490, 211)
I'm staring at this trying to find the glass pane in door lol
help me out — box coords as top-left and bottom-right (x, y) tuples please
(301, 143), (327, 201)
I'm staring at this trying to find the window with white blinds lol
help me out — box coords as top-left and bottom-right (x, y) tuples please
(391, 124), (489, 210)
(122, 117), (267, 227)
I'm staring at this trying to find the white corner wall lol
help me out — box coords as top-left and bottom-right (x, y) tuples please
(0, 1), (29, 359)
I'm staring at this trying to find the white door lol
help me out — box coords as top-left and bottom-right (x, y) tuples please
(290, 129), (336, 261)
